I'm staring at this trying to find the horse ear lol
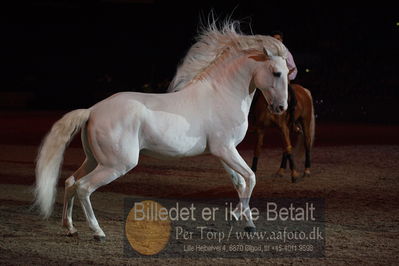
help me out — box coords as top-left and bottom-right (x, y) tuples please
(263, 47), (272, 58)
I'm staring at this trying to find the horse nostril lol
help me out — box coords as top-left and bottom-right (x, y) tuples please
(278, 105), (285, 112)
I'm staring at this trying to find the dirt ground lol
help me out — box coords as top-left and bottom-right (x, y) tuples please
(0, 111), (399, 265)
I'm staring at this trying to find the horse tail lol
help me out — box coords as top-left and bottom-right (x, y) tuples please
(293, 88), (315, 158)
(34, 109), (91, 218)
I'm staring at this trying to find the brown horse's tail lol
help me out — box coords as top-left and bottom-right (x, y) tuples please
(293, 88), (315, 159)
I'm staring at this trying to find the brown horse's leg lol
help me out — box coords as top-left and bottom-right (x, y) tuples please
(251, 129), (264, 172)
(276, 123), (289, 177)
(301, 118), (312, 177)
(278, 151), (288, 174)
(277, 122), (300, 181)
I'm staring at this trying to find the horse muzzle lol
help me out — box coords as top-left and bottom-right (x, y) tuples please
(268, 102), (287, 115)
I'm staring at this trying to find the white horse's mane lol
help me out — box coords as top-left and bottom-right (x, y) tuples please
(168, 20), (288, 92)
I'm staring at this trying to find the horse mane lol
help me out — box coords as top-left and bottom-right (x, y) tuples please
(168, 19), (288, 92)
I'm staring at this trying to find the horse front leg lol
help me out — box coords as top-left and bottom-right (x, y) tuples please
(251, 129), (265, 172)
(213, 146), (256, 232)
(279, 122), (300, 182)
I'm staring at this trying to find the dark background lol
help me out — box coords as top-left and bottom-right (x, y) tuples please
(1, 1), (398, 123)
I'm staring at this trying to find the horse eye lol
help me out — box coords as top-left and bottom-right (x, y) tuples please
(273, 72), (282, 78)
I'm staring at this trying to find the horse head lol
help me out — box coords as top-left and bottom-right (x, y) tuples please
(251, 48), (289, 114)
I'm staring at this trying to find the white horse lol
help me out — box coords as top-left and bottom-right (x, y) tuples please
(34, 21), (289, 241)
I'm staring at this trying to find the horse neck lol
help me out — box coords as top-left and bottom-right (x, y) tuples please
(205, 51), (258, 114)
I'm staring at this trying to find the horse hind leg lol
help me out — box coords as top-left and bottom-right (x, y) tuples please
(62, 126), (98, 236)
(301, 118), (313, 178)
(76, 137), (139, 241)
(63, 176), (77, 236)
(74, 163), (135, 241)
(62, 158), (97, 236)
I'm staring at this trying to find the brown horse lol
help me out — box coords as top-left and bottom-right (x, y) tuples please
(250, 83), (315, 183)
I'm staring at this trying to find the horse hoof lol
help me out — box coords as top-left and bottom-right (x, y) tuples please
(244, 226), (256, 233)
(67, 231), (78, 237)
(228, 218), (238, 227)
(292, 176), (304, 183)
(93, 235), (106, 242)
(303, 172), (311, 178)
(274, 168), (285, 178)
(273, 173), (284, 178)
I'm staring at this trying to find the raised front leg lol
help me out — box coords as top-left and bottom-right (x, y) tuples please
(213, 146), (256, 231)
(221, 161), (245, 199)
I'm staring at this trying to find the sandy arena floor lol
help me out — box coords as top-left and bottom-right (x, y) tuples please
(0, 111), (398, 265)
